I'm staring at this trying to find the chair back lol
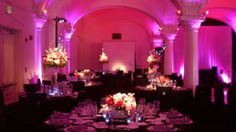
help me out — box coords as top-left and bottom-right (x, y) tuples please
(42, 80), (52, 86)
(0, 87), (4, 109)
(72, 81), (85, 92)
(23, 84), (40, 93)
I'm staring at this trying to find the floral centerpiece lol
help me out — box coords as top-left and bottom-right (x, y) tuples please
(156, 75), (173, 87)
(74, 69), (93, 82)
(147, 49), (161, 65)
(105, 92), (137, 111)
(101, 93), (136, 124)
(43, 45), (68, 68)
(99, 48), (109, 63)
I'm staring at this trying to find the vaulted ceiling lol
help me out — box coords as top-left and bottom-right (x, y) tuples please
(3, 0), (236, 31)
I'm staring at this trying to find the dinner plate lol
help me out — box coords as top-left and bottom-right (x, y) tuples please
(147, 125), (173, 132)
(136, 122), (148, 126)
(80, 116), (94, 120)
(45, 119), (72, 126)
(149, 121), (163, 125)
(73, 119), (93, 124)
(166, 113), (183, 118)
(69, 114), (79, 120)
(95, 114), (102, 117)
(92, 122), (108, 129)
(128, 124), (139, 129)
(93, 124), (109, 129)
(143, 115), (156, 119)
(64, 125), (96, 132)
(169, 119), (193, 125)
(116, 125), (128, 128)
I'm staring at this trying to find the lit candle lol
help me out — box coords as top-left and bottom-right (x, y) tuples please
(138, 117), (142, 122)
(105, 118), (110, 123)
(102, 113), (107, 119)
(127, 118), (131, 124)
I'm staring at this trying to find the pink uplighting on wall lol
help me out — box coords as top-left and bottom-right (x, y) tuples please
(180, 65), (184, 77)
(221, 73), (231, 83)
(152, 38), (163, 47)
(34, 17), (46, 81)
(112, 63), (127, 73)
(223, 88), (228, 105)
(152, 25), (161, 35)
(43, 9), (47, 16)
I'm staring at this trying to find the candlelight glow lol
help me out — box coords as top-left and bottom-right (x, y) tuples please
(112, 64), (127, 73)
(180, 65), (184, 77)
(99, 48), (109, 63)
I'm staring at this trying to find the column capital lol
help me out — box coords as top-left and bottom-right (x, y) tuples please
(64, 29), (75, 40)
(152, 35), (163, 48)
(160, 24), (177, 42)
(172, 0), (207, 16)
(172, 0), (207, 31)
(34, 16), (47, 29)
(180, 16), (205, 31)
(162, 33), (177, 42)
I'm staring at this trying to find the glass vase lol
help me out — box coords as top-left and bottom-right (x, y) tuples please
(111, 107), (128, 124)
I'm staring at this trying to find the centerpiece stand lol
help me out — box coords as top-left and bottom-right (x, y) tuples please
(111, 107), (129, 124)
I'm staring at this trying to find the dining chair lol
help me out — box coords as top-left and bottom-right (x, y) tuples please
(23, 84), (40, 93)
(72, 81), (85, 92)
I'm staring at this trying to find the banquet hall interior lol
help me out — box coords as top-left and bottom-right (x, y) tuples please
(0, 0), (236, 132)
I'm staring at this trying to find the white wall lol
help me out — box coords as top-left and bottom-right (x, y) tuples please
(0, 1), (36, 93)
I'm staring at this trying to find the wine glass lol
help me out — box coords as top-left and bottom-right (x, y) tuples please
(153, 100), (160, 113)
(100, 97), (107, 108)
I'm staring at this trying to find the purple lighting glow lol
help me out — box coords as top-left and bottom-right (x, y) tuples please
(180, 65), (184, 77)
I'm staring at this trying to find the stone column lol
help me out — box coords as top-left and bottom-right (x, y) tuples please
(163, 33), (176, 75)
(64, 29), (74, 74)
(34, 16), (46, 81)
(181, 18), (204, 94)
(172, 0), (207, 95)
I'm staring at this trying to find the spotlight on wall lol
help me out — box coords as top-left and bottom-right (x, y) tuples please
(205, 10), (209, 15)
(176, 10), (182, 15)
(43, 9), (47, 16)
(6, 4), (12, 14)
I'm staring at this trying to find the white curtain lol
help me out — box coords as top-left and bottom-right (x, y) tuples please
(198, 26), (232, 79)
(0, 29), (3, 85)
(0, 28), (15, 85)
(174, 26), (232, 81)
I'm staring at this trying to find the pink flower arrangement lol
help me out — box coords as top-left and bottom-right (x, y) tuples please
(105, 92), (137, 111)
(99, 48), (109, 63)
(147, 49), (161, 65)
(74, 69), (93, 80)
(156, 75), (172, 87)
(147, 54), (161, 65)
(43, 45), (68, 67)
